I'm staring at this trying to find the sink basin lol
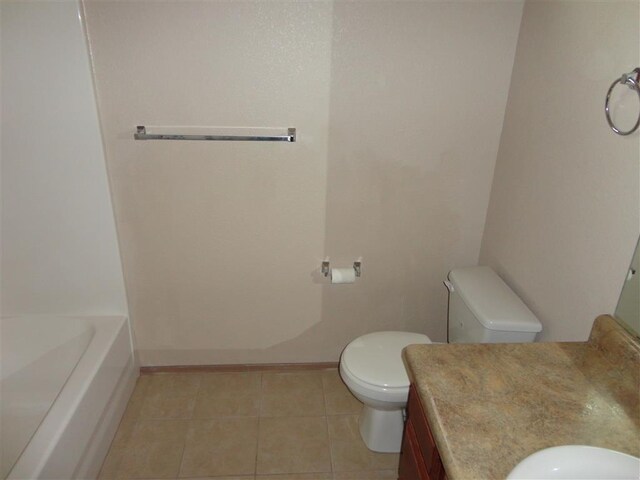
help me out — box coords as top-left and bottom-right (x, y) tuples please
(507, 445), (640, 479)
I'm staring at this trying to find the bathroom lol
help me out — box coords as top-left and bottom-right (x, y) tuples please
(1, 0), (638, 479)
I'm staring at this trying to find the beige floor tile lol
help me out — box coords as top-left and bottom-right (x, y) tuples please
(138, 374), (201, 419)
(327, 416), (399, 472)
(257, 416), (331, 475)
(183, 477), (255, 480)
(333, 470), (397, 479)
(179, 417), (259, 477)
(256, 474), (332, 479)
(98, 451), (122, 479)
(141, 395), (197, 419)
(99, 377), (150, 479)
(127, 376), (152, 418)
(97, 415), (137, 479)
(143, 374), (201, 397)
(116, 418), (189, 479)
(103, 373), (401, 480)
(193, 372), (261, 417)
(261, 372), (325, 417)
(321, 371), (363, 416)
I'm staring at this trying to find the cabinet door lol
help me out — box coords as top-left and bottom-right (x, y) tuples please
(402, 385), (448, 480)
(398, 420), (428, 480)
(407, 386), (442, 473)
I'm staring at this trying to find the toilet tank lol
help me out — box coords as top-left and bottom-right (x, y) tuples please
(446, 266), (542, 343)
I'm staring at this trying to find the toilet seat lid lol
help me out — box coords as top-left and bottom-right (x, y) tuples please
(341, 331), (431, 388)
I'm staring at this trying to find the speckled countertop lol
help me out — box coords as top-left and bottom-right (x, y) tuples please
(403, 315), (640, 480)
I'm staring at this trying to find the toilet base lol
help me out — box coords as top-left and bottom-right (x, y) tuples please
(358, 405), (405, 453)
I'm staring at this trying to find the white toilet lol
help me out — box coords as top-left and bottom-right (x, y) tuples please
(339, 266), (542, 453)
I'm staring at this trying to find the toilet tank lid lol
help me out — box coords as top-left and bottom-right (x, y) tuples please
(448, 266), (542, 333)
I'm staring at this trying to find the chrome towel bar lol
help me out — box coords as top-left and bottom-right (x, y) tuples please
(134, 126), (296, 142)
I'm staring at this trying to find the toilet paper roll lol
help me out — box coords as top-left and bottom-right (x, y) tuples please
(331, 268), (356, 284)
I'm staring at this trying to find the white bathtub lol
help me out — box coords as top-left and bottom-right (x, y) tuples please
(0, 316), (137, 480)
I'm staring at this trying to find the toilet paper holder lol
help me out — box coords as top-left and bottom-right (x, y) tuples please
(321, 260), (361, 277)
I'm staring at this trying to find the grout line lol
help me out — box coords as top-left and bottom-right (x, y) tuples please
(322, 371), (335, 475)
(255, 371), (264, 476)
(101, 377), (151, 478)
(173, 426), (189, 480)
(174, 374), (202, 479)
(141, 361), (339, 374)
(320, 369), (328, 418)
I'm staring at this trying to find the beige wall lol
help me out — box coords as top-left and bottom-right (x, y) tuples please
(84, 0), (334, 366)
(84, 1), (523, 365)
(319, 1), (523, 352)
(480, 1), (640, 342)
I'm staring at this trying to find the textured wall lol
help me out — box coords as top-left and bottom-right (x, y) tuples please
(480, 0), (640, 342)
(1, 0), (127, 316)
(319, 1), (524, 355)
(83, 0), (523, 365)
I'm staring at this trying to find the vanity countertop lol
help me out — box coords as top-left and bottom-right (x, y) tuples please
(403, 315), (640, 480)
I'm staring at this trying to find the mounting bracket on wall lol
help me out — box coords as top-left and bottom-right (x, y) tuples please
(321, 260), (331, 277)
(321, 259), (362, 278)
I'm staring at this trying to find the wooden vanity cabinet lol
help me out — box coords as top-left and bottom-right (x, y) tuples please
(398, 385), (447, 480)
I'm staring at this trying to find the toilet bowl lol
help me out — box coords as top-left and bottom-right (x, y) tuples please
(339, 331), (431, 453)
(339, 266), (543, 454)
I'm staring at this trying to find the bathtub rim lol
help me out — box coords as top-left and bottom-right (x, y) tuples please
(5, 315), (136, 480)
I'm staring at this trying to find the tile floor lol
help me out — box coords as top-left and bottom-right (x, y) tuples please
(99, 369), (399, 480)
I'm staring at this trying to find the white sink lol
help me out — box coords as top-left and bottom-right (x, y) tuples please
(507, 445), (640, 480)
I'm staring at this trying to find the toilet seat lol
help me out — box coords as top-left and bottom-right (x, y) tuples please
(340, 331), (431, 404)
